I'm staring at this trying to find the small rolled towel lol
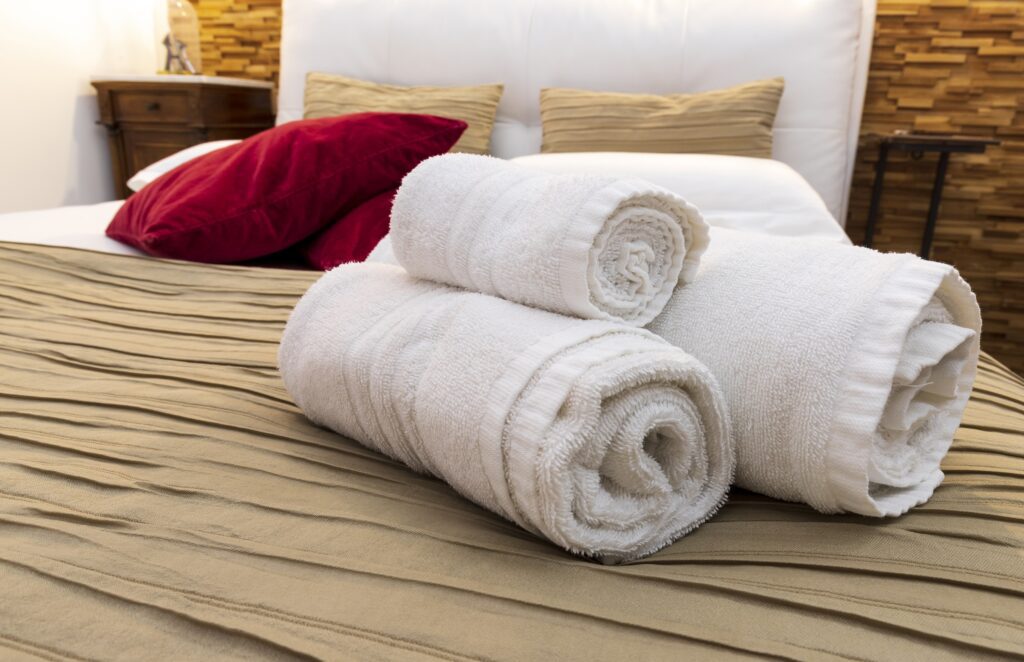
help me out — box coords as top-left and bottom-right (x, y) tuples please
(648, 228), (981, 517)
(278, 263), (733, 562)
(389, 153), (708, 326)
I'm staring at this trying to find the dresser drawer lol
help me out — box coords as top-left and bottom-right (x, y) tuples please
(112, 90), (196, 124)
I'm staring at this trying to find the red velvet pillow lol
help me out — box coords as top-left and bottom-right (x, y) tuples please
(303, 188), (396, 270)
(106, 113), (466, 263)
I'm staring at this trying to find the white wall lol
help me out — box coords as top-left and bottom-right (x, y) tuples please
(0, 1), (162, 213)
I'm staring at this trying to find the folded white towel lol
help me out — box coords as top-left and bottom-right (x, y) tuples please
(648, 228), (981, 517)
(389, 154), (708, 326)
(278, 263), (734, 562)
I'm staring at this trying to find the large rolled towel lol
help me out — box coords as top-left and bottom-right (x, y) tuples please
(389, 153), (708, 326)
(278, 263), (733, 562)
(648, 228), (981, 517)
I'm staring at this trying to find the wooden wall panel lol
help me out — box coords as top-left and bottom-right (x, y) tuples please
(192, 0), (1023, 373)
(193, 0), (282, 85)
(846, 0), (1024, 374)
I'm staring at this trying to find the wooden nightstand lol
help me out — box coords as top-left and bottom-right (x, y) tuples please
(92, 75), (275, 198)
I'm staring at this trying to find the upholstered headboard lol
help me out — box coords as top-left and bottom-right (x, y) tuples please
(278, 0), (876, 224)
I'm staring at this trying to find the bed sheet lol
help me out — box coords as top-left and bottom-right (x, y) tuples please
(0, 201), (141, 256)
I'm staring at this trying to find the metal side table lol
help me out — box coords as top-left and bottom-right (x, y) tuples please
(862, 132), (999, 259)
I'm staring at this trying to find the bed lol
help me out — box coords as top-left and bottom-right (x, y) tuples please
(3, 242), (1023, 660)
(2, 1), (1023, 659)
(0, 201), (136, 255)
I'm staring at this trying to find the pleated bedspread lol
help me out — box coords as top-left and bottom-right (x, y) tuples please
(1, 242), (1021, 661)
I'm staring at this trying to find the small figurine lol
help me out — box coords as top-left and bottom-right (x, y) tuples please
(163, 34), (198, 75)
(161, 0), (202, 75)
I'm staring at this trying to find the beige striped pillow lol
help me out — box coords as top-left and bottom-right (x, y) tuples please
(540, 77), (784, 158)
(304, 72), (503, 155)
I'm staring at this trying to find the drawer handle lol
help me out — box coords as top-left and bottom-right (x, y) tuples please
(146, 101), (161, 112)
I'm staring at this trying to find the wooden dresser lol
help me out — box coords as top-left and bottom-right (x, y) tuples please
(92, 75), (275, 198)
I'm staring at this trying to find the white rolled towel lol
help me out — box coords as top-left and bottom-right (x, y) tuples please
(648, 228), (981, 517)
(389, 153), (708, 326)
(278, 263), (733, 562)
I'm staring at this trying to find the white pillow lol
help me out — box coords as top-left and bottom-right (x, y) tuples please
(126, 140), (241, 192)
(510, 152), (850, 243)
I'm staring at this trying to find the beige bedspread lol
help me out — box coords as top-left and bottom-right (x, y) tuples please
(1, 242), (1022, 660)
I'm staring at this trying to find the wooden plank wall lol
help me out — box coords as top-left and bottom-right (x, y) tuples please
(193, 0), (1024, 374)
(847, 0), (1023, 374)
(193, 0), (281, 85)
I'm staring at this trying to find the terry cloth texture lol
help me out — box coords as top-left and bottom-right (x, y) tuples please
(0, 242), (1021, 659)
(278, 262), (733, 562)
(648, 228), (981, 517)
(390, 153), (708, 326)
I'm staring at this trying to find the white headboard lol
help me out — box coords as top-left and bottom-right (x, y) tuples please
(278, 0), (876, 224)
